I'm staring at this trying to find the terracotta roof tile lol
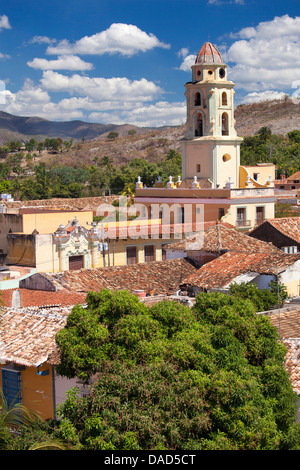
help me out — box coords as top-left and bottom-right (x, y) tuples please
(166, 223), (281, 254)
(195, 42), (224, 65)
(266, 309), (300, 394)
(253, 217), (300, 244)
(182, 251), (300, 290)
(1, 289), (86, 308)
(1, 289), (14, 308)
(268, 308), (300, 339)
(0, 306), (71, 366)
(36, 258), (198, 296)
(287, 172), (300, 181)
(282, 339), (300, 395)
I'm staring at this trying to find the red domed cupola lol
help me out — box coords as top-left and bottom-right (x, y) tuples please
(195, 42), (224, 65)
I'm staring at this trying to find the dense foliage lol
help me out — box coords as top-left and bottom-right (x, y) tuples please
(229, 281), (288, 312)
(1, 126), (300, 199)
(240, 127), (300, 178)
(0, 147), (181, 200)
(6, 288), (298, 451)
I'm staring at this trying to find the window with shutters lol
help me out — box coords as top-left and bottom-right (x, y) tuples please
(2, 368), (22, 408)
(282, 246), (298, 254)
(144, 245), (155, 263)
(126, 246), (137, 265)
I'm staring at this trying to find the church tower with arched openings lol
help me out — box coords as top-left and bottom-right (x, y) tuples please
(134, 41), (276, 232)
(182, 42), (242, 189)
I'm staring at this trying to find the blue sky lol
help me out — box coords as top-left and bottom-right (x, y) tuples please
(0, 0), (299, 127)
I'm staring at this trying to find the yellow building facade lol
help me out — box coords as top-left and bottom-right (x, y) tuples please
(5, 214), (182, 273)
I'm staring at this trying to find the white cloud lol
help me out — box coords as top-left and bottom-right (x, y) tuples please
(224, 15), (300, 93)
(0, 15), (11, 59)
(227, 64), (300, 92)
(0, 15), (11, 31)
(208, 0), (245, 4)
(0, 77), (186, 124)
(89, 101), (186, 127)
(46, 23), (170, 57)
(178, 54), (196, 71)
(27, 36), (57, 45)
(241, 90), (287, 105)
(0, 52), (10, 60)
(1, 79), (50, 114)
(27, 55), (94, 71)
(0, 80), (85, 120)
(40, 70), (163, 102)
(177, 48), (189, 58)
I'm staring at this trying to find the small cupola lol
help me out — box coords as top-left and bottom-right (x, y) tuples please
(192, 42), (226, 82)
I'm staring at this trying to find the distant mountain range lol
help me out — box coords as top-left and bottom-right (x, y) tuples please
(0, 97), (299, 146)
(0, 110), (154, 145)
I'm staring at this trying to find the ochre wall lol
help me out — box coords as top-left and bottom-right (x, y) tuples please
(0, 213), (23, 253)
(6, 234), (36, 266)
(0, 362), (55, 420)
(239, 165), (275, 188)
(22, 211), (94, 234)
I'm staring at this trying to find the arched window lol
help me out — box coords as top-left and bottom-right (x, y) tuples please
(194, 113), (203, 137)
(194, 92), (201, 106)
(221, 112), (229, 136)
(222, 92), (227, 106)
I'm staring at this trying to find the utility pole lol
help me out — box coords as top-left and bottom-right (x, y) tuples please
(101, 223), (106, 267)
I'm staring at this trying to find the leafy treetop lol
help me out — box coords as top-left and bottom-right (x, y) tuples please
(44, 288), (300, 451)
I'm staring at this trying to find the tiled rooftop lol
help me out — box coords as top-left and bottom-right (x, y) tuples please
(287, 172), (300, 181)
(268, 308), (300, 339)
(3, 196), (117, 211)
(1, 289), (87, 308)
(165, 222), (281, 253)
(34, 258), (198, 295)
(182, 251), (300, 290)
(255, 217), (300, 244)
(0, 306), (71, 367)
(282, 339), (300, 395)
(266, 309), (300, 395)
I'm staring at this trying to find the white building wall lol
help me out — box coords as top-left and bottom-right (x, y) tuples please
(279, 260), (300, 297)
(252, 274), (275, 291)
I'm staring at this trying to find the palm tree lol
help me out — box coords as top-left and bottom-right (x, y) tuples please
(122, 182), (136, 206)
(0, 388), (71, 450)
(0, 387), (34, 449)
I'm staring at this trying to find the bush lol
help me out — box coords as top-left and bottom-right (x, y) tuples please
(229, 282), (284, 311)
(107, 131), (119, 140)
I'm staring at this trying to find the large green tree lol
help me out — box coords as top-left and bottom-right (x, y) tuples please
(32, 289), (300, 451)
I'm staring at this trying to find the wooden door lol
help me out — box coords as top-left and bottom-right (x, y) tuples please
(69, 255), (84, 271)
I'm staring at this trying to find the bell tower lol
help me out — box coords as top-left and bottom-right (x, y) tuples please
(182, 42), (243, 189)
